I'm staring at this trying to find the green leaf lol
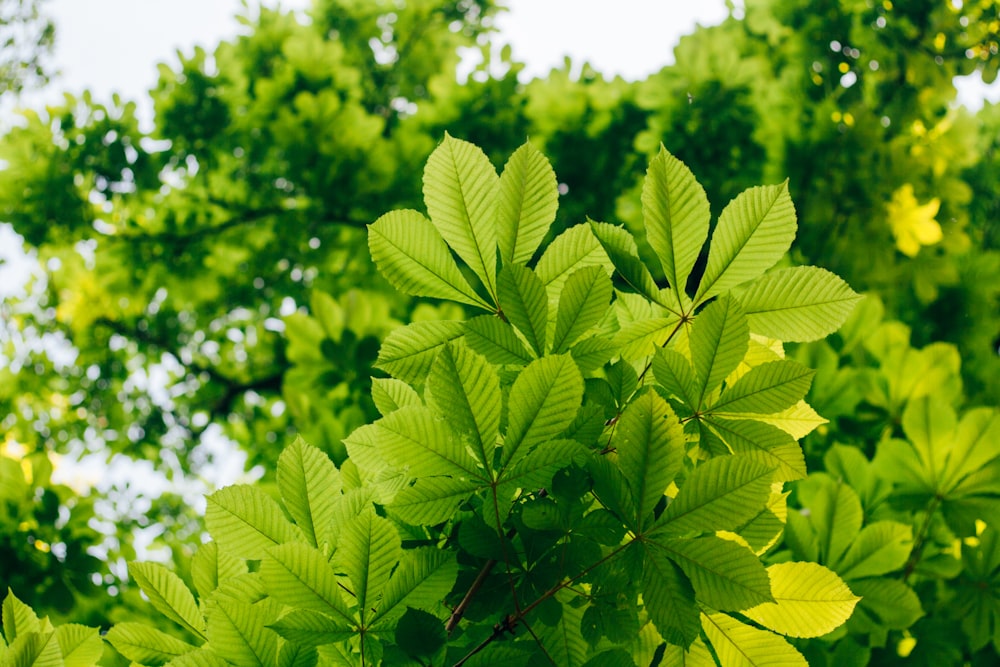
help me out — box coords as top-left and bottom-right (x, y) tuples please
(277, 436), (341, 547)
(334, 509), (401, 624)
(659, 536), (773, 610)
(736, 266), (861, 342)
(706, 419), (806, 482)
(192, 542), (248, 600)
(742, 562), (859, 638)
(205, 485), (301, 560)
(701, 612), (807, 667)
(277, 642), (317, 667)
(658, 637), (716, 667)
(694, 182), (797, 305)
(389, 476), (484, 525)
(690, 296), (749, 408)
(205, 597), (279, 667)
(366, 405), (483, 478)
(941, 407), (1000, 495)
(589, 220), (670, 309)
(501, 354), (584, 470)
(656, 457), (775, 537)
(261, 543), (353, 623)
(539, 592), (589, 666)
(614, 391), (685, 530)
(423, 133), (500, 300)
(708, 360), (814, 415)
(835, 521), (913, 580)
(569, 335), (620, 373)
(268, 610), (354, 647)
(463, 315), (533, 365)
(497, 439), (588, 496)
(497, 265), (548, 356)
(53, 624), (103, 667)
(373, 548), (457, 624)
(497, 141), (558, 266)
(104, 623), (198, 666)
(2, 589), (40, 642)
(162, 647), (231, 667)
(375, 320), (465, 385)
(129, 562), (207, 640)
(847, 578), (924, 631)
(427, 343), (501, 470)
(641, 549), (700, 647)
(795, 473), (863, 567)
(588, 456), (636, 526)
(368, 209), (489, 308)
(535, 224), (611, 302)
(370, 378), (422, 416)
(1, 631), (62, 667)
(394, 608), (446, 660)
(642, 145), (710, 302)
(652, 348), (698, 408)
(551, 267), (613, 354)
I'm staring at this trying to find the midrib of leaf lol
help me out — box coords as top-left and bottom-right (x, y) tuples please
(214, 601), (266, 667)
(656, 473), (771, 534)
(454, 165), (497, 300)
(652, 540), (765, 601)
(370, 226), (488, 309)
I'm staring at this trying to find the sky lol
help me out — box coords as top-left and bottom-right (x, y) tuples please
(33, 0), (729, 126)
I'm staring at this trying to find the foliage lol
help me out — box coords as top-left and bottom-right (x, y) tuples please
(98, 137), (868, 665)
(0, 0), (53, 96)
(0, 588), (103, 666)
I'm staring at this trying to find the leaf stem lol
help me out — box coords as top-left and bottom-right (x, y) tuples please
(902, 494), (942, 583)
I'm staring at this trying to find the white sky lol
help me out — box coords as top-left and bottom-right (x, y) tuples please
(35, 0), (728, 122)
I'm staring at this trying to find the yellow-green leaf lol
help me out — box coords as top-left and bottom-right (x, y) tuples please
(742, 562), (859, 638)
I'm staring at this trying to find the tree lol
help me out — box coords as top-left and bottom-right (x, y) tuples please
(0, 0), (53, 96)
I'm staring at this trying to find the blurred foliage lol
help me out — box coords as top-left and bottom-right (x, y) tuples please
(0, 0), (54, 96)
(0, 0), (997, 662)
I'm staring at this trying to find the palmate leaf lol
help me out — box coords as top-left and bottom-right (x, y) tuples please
(205, 485), (301, 560)
(551, 266), (613, 354)
(277, 436), (342, 548)
(497, 141), (558, 266)
(701, 612), (807, 667)
(192, 543), (248, 600)
(205, 597), (280, 667)
(794, 473), (863, 566)
(105, 622), (198, 666)
(656, 536), (772, 611)
(708, 360), (814, 415)
(128, 562), (207, 640)
(333, 509), (401, 625)
(423, 133), (500, 301)
(655, 456), (775, 538)
(426, 343), (501, 470)
(375, 320), (465, 385)
(534, 223), (611, 302)
(498, 265), (548, 356)
(613, 391), (685, 531)
(501, 354), (584, 470)
(464, 315), (533, 365)
(742, 562), (859, 638)
(368, 210), (489, 309)
(641, 549), (700, 648)
(737, 266), (861, 342)
(642, 145), (710, 302)
(940, 407), (1000, 495)
(260, 543), (353, 623)
(689, 296), (749, 409)
(694, 182), (797, 306)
